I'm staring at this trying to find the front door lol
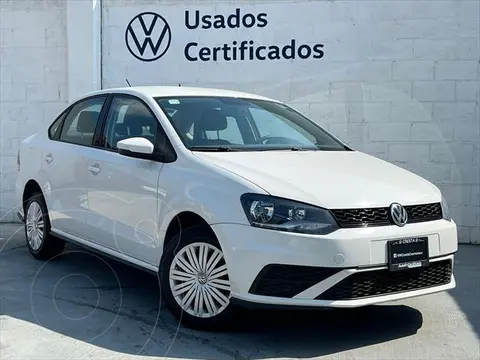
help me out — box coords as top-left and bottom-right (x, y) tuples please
(84, 95), (164, 266)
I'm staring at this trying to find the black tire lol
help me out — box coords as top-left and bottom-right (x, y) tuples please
(24, 192), (64, 260)
(160, 226), (239, 331)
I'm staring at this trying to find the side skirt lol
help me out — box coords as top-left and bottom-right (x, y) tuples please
(51, 229), (159, 275)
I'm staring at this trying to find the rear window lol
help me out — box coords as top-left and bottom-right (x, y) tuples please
(48, 110), (69, 139)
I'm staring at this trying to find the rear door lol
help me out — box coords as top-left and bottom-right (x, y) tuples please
(83, 94), (166, 266)
(46, 95), (108, 238)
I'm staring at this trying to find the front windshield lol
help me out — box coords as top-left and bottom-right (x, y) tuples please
(155, 96), (349, 151)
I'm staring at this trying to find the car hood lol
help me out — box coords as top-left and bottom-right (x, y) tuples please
(193, 150), (440, 208)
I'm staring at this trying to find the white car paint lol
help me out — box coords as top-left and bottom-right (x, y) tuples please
(82, 145), (162, 265)
(15, 86), (458, 316)
(212, 219), (457, 297)
(117, 137), (155, 154)
(193, 151), (441, 209)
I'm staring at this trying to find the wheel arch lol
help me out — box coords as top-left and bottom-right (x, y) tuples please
(162, 211), (219, 252)
(22, 179), (44, 212)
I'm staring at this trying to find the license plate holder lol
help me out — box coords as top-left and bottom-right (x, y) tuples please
(387, 237), (429, 271)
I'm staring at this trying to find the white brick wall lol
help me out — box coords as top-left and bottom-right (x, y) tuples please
(1, 0), (479, 244)
(393, 61), (435, 81)
(413, 81), (455, 101)
(0, 0), (67, 221)
(436, 61), (479, 80)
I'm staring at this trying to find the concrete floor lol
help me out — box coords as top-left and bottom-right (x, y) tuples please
(0, 223), (479, 360)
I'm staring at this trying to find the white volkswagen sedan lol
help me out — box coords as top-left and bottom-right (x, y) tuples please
(15, 86), (458, 329)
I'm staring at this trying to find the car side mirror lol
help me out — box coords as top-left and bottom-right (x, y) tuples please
(117, 137), (154, 158)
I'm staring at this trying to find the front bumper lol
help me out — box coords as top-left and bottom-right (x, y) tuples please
(232, 255), (455, 308)
(212, 219), (457, 307)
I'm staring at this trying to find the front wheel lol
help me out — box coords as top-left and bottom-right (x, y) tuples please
(160, 227), (238, 330)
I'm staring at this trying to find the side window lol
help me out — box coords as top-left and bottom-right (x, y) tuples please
(48, 109), (69, 139)
(104, 96), (159, 150)
(59, 96), (107, 146)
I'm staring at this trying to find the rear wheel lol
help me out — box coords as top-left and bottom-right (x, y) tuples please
(24, 192), (64, 260)
(160, 227), (238, 330)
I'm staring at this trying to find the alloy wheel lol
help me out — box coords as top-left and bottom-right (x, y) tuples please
(26, 201), (44, 251)
(169, 242), (230, 318)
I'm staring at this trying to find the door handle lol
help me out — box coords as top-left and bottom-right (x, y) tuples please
(44, 154), (53, 164)
(88, 163), (101, 175)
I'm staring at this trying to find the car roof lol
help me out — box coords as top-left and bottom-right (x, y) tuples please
(82, 86), (278, 102)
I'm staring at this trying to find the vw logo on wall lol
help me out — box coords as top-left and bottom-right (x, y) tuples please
(125, 12), (172, 62)
(390, 203), (408, 227)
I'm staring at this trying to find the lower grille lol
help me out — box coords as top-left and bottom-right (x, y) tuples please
(316, 260), (452, 300)
(249, 264), (341, 298)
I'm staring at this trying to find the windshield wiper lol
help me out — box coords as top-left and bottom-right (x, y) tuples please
(314, 143), (351, 151)
(259, 146), (315, 151)
(289, 147), (310, 151)
(190, 146), (237, 152)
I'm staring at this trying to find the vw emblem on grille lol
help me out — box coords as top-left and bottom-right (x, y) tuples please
(390, 203), (408, 227)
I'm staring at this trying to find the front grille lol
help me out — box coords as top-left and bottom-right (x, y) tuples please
(405, 203), (442, 223)
(249, 264), (341, 298)
(330, 203), (442, 228)
(330, 208), (390, 227)
(316, 260), (452, 300)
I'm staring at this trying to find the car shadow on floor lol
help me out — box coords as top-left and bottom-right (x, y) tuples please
(1, 243), (423, 359)
(447, 245), (480, 338)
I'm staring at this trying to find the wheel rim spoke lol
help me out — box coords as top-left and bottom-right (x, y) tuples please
(210, 283), (230, 292)
(181, 284), (197, 309)
(172, 280), (195, 296)
(35, 206), (42, 220)
(205, 285), (228, 307)
(205, 251), (222, 275)
(197, 245), (207, 272)
(210, 279), (230, 292)
(193, 286), (202, 316)
(172, 278), (195, 291)
(199, 287), (206, 316)
(170, 269), (196, 282)
(203, 286), (217, 315)
(35, 235), (41, 249)
(188, 246), (202, 272)
(209, 264), (227, 278)
(176, 254), (196, 274)
(185, 247), (200, 272)
(209, 268), (228, 280)
(29, 203), (37, 216)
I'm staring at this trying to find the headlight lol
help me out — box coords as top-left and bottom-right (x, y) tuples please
(240, 194), (339, 235)
(441, 195), (451, 221)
